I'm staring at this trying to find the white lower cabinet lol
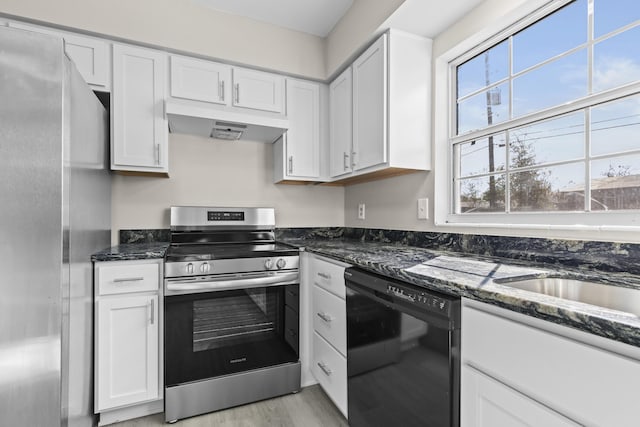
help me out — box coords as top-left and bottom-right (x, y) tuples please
(306, 254), (350, 418)
(462, 366), (578, 427)
(94, 259), (163, 425)
(461, 298), (640, 427)
(96, 295), (159, 410)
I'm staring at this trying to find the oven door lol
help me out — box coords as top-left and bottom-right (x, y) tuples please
(164, 271), (299, 388)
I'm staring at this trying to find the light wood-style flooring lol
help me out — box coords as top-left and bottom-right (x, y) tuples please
(110, 385), (348, 427)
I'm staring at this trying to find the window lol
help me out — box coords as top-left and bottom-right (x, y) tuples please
(448, 0), (640, 226)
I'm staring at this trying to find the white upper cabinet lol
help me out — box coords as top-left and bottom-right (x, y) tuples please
(329, 67), (353, 178)
(232, 67), (285, 114)
(328, 30), (432, 183)
(8, 21), (110, 90)
(112, 44), (168, 174)
(170, 55), (230, 105)
(274, 78), (325, 182)
(352, 34), (387, 172)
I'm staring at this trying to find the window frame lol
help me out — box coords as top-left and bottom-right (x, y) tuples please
(435, 0), (640, 230)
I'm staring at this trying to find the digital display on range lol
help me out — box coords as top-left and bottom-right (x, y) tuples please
(207, 211), (245, 221)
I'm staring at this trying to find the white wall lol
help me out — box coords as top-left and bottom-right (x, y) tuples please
(111, 133), (344, 243)
(0, 0), (326, 79)
(325, 0), (405, 77)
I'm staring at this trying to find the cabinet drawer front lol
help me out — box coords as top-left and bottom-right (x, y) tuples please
(309, 256), (346, 299)
(98, 262), (159, 295)
(312, 332), (347, 417)
(463, 304), (640, 426)
(313, 286), (346, 355)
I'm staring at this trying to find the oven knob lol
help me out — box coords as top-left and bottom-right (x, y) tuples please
(186, 263), (194, 274)
(200, 262), (210, 273)
(264, 259), (274, 270)
(276, 258), (286, 269)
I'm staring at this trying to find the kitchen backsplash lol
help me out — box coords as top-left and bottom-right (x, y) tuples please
(120, 227), (640, 275)
(276, 227), (640, 275)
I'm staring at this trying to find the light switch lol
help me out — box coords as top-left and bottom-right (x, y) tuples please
(418, 198), (428, 220)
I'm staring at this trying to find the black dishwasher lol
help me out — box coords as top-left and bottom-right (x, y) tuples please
(345, 268), (461, 427)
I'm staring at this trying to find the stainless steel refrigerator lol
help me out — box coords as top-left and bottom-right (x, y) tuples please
(0, 26), (111, 426)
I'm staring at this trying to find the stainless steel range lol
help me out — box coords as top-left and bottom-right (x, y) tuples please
(163, 206), (301, 423)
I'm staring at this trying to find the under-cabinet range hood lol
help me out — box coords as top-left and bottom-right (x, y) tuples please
(165, 101), (289, 143)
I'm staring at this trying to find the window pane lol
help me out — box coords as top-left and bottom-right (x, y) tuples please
(457, 41), (509, 99)
(513, 0), (587, 73)
(458, 133), (507, 177)
(594, 26), (640, 93)
(590, 154), (640, 210)
(457, 82), (509, 134)
(594, 0), (640, 38)
(511, 163), (585, 211)
(458, 175), (506, 213)
(591, 95), (640, 156)
(509, 112), (585, 168)
(513, 50), (588, 117)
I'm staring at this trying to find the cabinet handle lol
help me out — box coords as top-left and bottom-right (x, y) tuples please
(317, 362), (332, 376)
(155, 143), (161, 165)
(351, 151), (357, 168)
(235, 83), (240, 104)
(317, 272), (331, 280)
(343, 152), (349, 170)
(221, 81), (226, 101)
(113, 277), (144, 283)
(317, 312), (333, 323)
(288, 156), (293, 174)
(150, 299), (155, 325)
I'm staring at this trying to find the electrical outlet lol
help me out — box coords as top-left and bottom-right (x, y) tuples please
(418, 198), (428, 220)
(358, 203), (366, 220)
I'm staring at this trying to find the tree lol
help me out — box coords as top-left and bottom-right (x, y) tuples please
(484, 134), (553, 211)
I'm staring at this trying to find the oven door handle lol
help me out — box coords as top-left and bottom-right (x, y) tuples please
(165, 271), (299, 295)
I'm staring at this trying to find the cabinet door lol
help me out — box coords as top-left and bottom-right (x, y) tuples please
(232, 67), (285, 113)
(352, 34), (387, 172)
(329, 67), (353, 178)
(8, 21), (109, 89)
(312, 332), (348, 417)
(170, 55), (230, 105)
(96, 295), (159, 411)
(112, 44), (168, 173)
(462, 366), (579, 427)
(284, 79), (320, 179)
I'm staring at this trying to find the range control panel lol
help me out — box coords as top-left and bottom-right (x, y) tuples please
(207, 211), (245, 221)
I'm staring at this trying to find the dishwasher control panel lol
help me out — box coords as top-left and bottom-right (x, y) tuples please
(387, 284), (450, 313)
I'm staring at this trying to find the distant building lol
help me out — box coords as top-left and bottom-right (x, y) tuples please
(558, 174), (640, 211)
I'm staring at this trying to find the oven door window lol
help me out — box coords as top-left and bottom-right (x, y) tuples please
(165, 285), (299, 387)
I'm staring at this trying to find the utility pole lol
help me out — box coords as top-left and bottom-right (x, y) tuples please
(485, 52), (497, 209)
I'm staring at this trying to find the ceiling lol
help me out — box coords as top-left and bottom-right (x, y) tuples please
(192, 0), (354, 37)
(191, 0), (486, 39)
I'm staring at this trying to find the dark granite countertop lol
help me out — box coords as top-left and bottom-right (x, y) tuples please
(91, 242), (169, 262)
(282, 238), (640, 348)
